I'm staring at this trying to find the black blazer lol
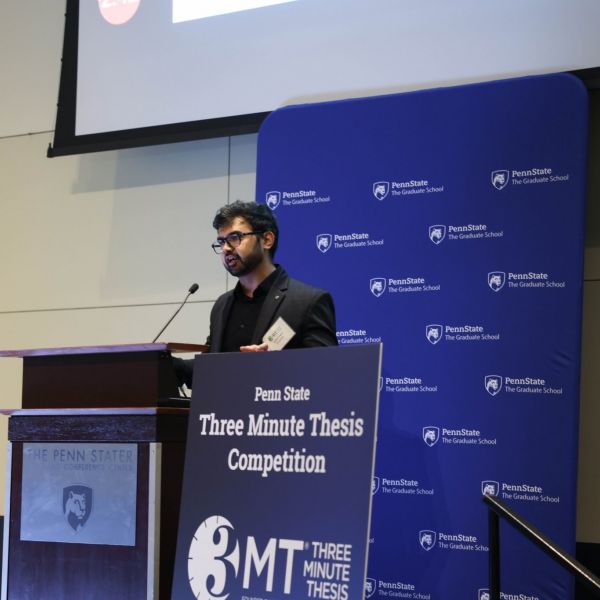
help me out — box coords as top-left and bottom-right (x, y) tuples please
(207, 268), (337, 352)
(174, 268), (337, 387)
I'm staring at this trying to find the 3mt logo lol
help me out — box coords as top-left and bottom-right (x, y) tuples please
(188, 515), (304, 598)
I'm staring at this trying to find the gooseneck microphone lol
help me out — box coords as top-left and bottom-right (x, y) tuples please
(152, 283), (199, 343)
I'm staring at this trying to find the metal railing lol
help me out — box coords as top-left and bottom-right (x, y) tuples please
(484, 494), (600, 599)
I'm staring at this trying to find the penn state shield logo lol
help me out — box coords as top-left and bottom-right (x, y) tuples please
(429, 225), (446, 245)
(373, 181), (390, 201)
(365, 578), (377, 598)
(265, 191), (281, 210)
(481, 481), (499, 497)
(425, 324), (443, 345)
(379, 376), (383, 391)
(491, 170), (510, 190)
(422, 426), (439, 447)
(419, 530), (437, 551)
(479, 589), (491, 600)
(485, 375), (503, 396)
(63, 485), (92, 532)
(488, 271), (506, 292)
(370, 278), (386, 298)
(372, 477), (380, 495)
(316, 233), (332, 253)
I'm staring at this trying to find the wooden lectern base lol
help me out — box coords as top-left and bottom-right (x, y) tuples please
(2, 408), (188, 600)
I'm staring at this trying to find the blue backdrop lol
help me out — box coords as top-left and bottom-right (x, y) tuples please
(255, 74), (588, 600)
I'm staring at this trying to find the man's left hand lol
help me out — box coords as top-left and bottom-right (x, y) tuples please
(240, 343), (269, 352)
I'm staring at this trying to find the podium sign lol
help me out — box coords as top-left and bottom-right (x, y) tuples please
(172, 344), (381, 600)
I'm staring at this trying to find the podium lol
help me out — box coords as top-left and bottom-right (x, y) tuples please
(0, 343), (206, 600)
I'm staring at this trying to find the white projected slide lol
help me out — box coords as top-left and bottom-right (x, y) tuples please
(76, 0), (600, 137)
(173, 0), (297, 23)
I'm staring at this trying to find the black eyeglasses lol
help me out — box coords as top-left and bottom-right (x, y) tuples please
(211, 231), (264, 254)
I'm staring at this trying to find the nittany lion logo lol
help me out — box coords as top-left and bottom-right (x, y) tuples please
(425, 324), (443, 345)
(188, 515), (240, 600)
(488, 271), (506, 292)
(372, 477), (380, 495)
(479, 589), (491, 600)
(422, 426), (439, 447)
(373, 181), (390, 201)
(370, 278), (386, 297)
(419, 530), (437, 551)
(481, 481), (499, 497)
(485, 375), (502, 396)
(365, 578), (377, 598)
(63, 485), (92, 532)
(265, 191), (281, 210)
(491, 170), (510, 191)
(429, 225), (446, 245)
(316, 234), (332, 253)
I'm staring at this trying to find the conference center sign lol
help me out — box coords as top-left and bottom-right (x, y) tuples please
(171, 345), (381, 599)
(256, 74), (588, 599)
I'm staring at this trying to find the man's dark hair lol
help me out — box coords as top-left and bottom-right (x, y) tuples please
(213, 201), (279, 258)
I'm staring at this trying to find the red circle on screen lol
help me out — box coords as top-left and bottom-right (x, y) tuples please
(98, 0), (141, 25)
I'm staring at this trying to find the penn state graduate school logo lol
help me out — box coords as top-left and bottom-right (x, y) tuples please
(425, 324), (443, 345)
(370, 278), (386, 297)
(373, 181), (390, 201)
(422, 426), (439, 447)
(488, 271), (506, 292)
(479, 589), (491, 600)
(63, 485), (93, 532)
(365, 578), (377, 598)
(491, 170), (510, 190)
(316, 233), (332, 253)
(481, 481), (499, 497)
(265, 191), (281, 210)
(372, 476), (380, 495)
(419, 530), (437, 551)
(429, 225), (446, 245)
(485, 375), (503, 396)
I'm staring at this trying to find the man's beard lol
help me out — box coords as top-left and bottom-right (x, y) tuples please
(224, 246), (264, 277)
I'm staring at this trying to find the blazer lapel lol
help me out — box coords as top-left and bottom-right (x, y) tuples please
(251, 270), (289, 344)
(211, 293), (234, 352)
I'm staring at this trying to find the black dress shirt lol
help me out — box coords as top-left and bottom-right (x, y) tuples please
(221, 267), (281, 352)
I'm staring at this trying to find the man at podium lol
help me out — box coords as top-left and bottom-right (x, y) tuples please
(176, 201), (337, 387)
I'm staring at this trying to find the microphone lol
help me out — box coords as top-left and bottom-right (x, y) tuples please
(152, 283), (199, 343)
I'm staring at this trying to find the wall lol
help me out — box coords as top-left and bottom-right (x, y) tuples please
(0, 0), (599, 547)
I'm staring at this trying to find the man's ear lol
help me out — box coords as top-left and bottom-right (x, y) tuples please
(262, 231), (275, 251)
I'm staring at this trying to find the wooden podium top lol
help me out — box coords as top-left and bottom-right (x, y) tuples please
(0, 342), (207, 358)
(0, 342), (207, 409)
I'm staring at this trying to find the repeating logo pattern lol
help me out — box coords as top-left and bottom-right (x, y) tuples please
(429, 225), (446, 245)
(316, 233), (332, 253)
(481, 481), (499, 497)
(365, 578), (377, 598)
(491, 170), (509, 190)
(422, 427), (439, 447)
(265, 190), (281, 210)
(373, 181), (390, 201)
(488, 272), (506, 292)
(484, 375), (502, 396)
(370, 278), (386, 297)
(425, 324), (443, 345)
(419, 530), (437, 551)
